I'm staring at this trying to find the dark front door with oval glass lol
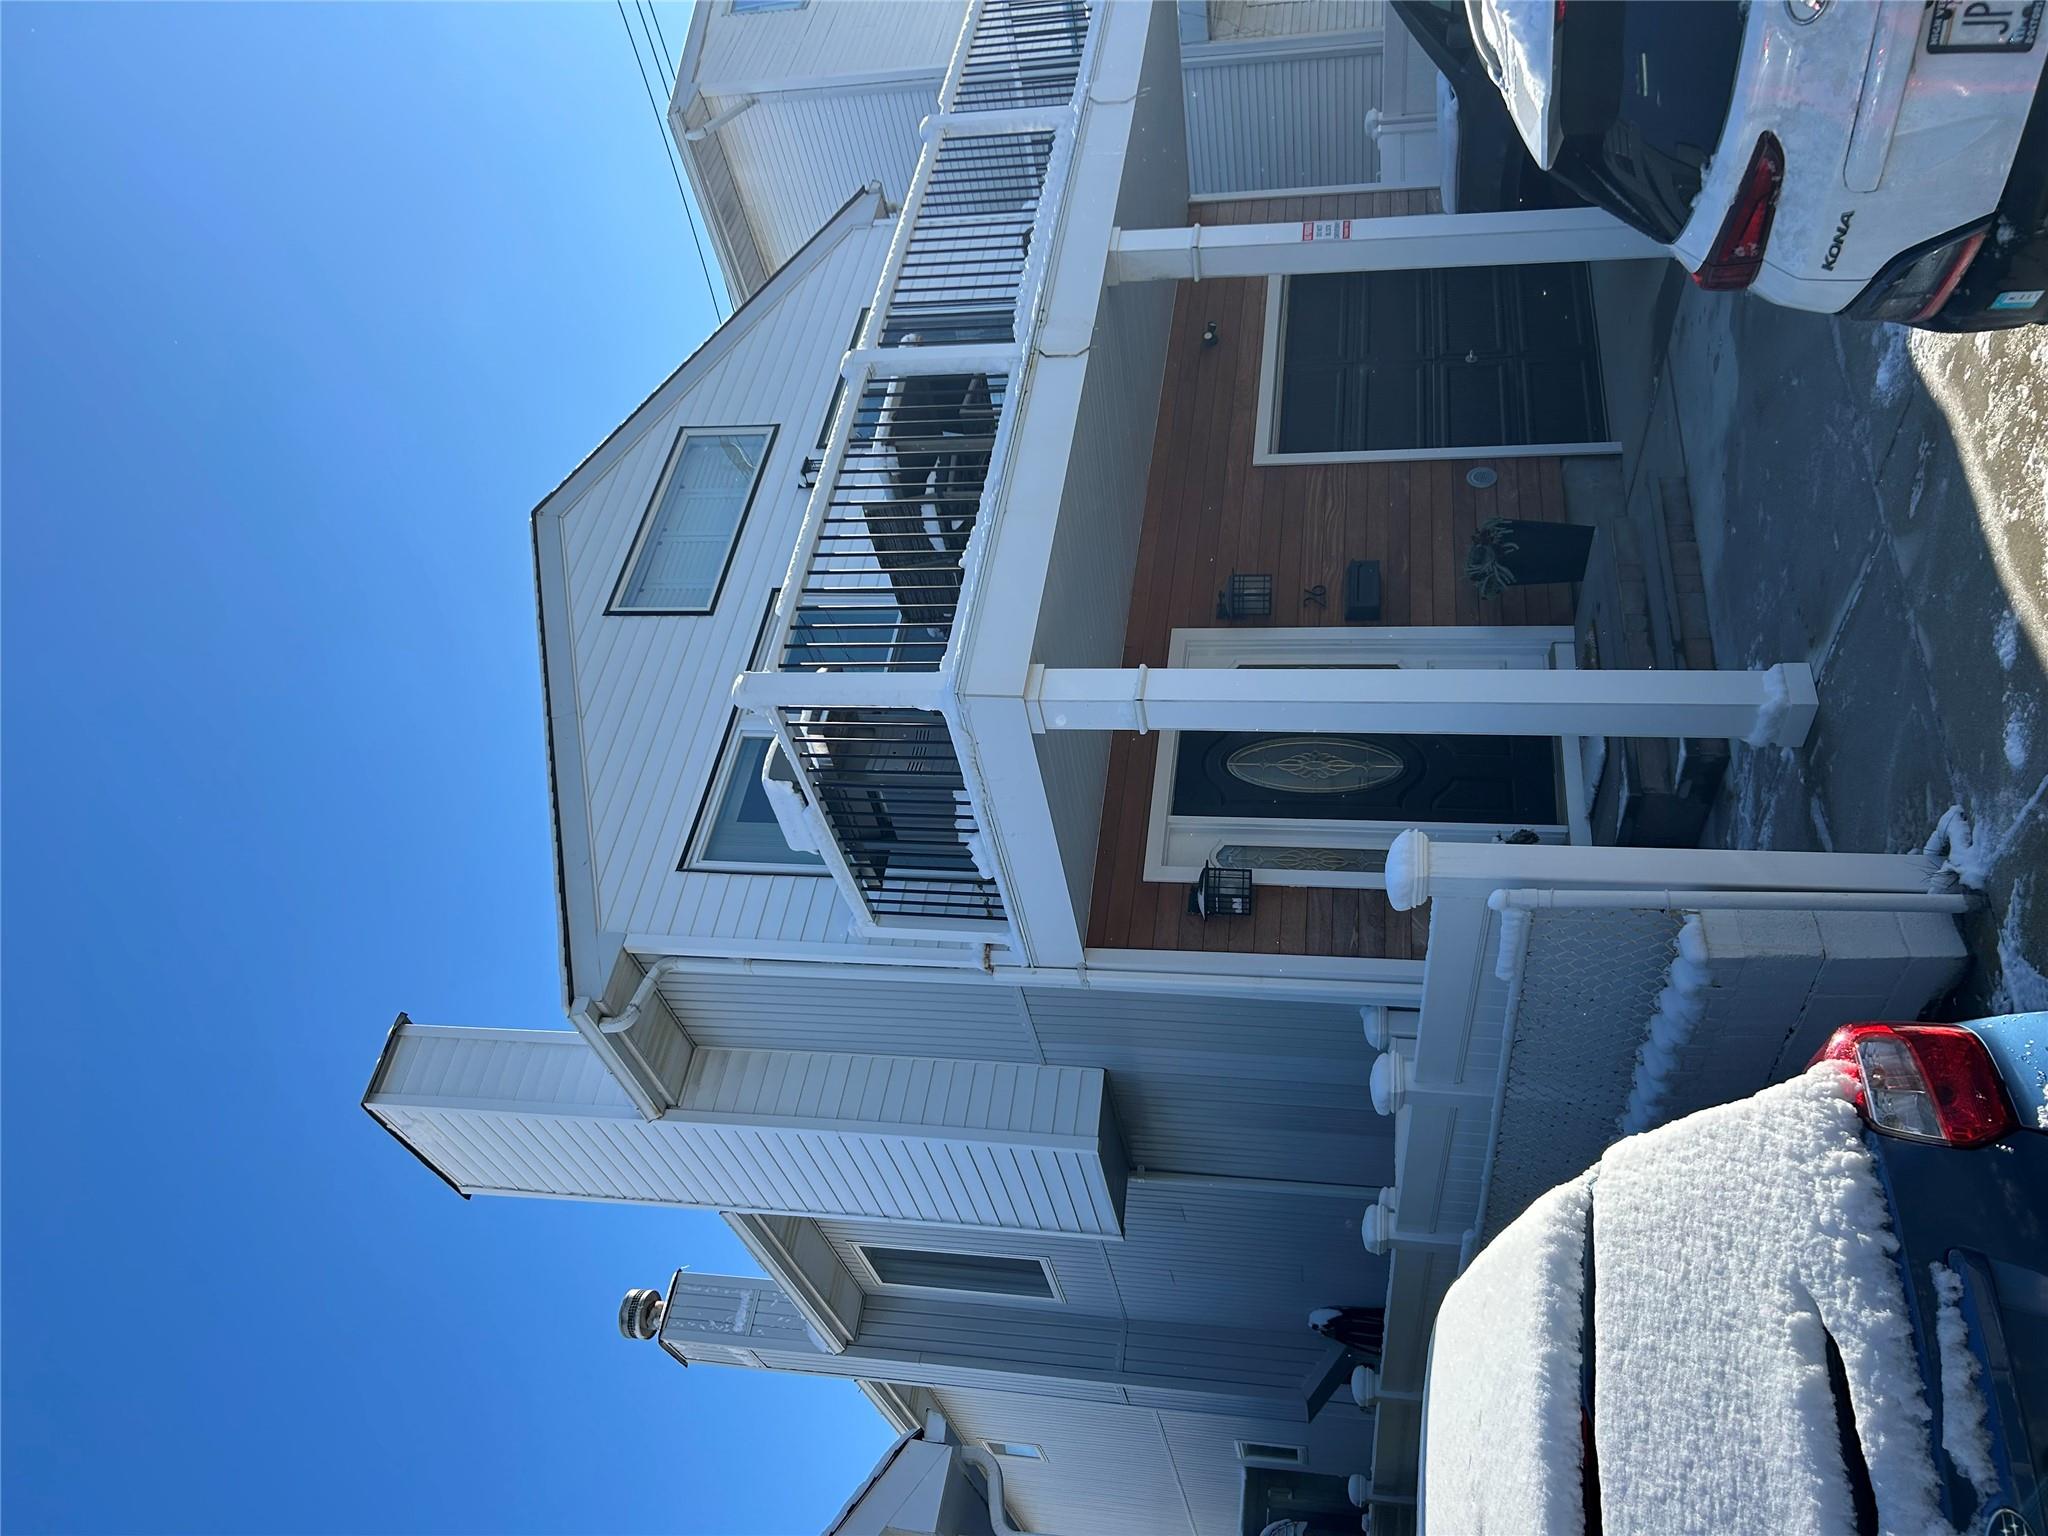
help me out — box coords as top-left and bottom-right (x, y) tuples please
(1171, 731), (1559, 825)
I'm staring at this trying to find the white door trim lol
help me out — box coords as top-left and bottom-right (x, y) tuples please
(1251, 279), (1623, 466)
(1142, 627), (1591, 886)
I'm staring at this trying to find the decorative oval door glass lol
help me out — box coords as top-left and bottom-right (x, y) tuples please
(1224, 736), (1406, 795)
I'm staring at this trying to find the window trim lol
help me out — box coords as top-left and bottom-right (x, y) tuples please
(1252, 278), (1620, 466)
(679, 590), (831, 876)
(1236, 1442), (1307, 1467)
(608, 424), (779, 617)
(851, 1243), (1064, 1304)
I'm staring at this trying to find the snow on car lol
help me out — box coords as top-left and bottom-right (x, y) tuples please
(1467, 0), (2048, 331)
(1422, 1015), (2048, 1535)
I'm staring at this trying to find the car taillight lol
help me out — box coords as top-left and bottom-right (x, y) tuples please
(1813, 1023), (2016, 1147)
(1694, 135), (1785, 291)
(1850, 226), (1990, 325)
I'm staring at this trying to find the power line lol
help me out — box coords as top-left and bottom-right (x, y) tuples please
(615, 0), (726, 322)
(641, 0), (676, 80)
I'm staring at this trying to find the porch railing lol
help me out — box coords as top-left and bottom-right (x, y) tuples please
(739, 0), (1100, 938)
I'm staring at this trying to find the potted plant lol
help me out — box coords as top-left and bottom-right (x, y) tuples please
(1465, 517), (1595, 600)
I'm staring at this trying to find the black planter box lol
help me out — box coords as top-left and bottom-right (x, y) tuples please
(1491, 519), (1595, 585)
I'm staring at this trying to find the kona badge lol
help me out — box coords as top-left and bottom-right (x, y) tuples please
(1822, 211), (1855, 271)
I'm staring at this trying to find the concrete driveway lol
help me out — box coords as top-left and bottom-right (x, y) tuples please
(1651, 284), (2048, 1014)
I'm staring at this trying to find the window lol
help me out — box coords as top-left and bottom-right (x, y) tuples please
(731, 0), (805, 11)
(682, 590), (827, 873)
(689, 733), (826, 871)
(859, 1246), (1057, 1299)
(1271, 268), (1607, 456)
(613, 427), (774, 614)
(986, 1442), (1044, 1462)
(1237, 1443), (1305, 1466)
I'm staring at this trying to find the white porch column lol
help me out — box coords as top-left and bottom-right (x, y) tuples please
(1108, 206), (1665, 283)
(1026, 662), (1818, 749)
(1383, 830), (1945, 911)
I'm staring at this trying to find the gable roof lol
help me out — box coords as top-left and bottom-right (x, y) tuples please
(528, 184), (886, 1016)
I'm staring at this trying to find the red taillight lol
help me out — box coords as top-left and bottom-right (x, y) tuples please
(1693, 134), (1785, 292)
(1905, 229), (1987, 323)
(1813, 1023), (2016, 1148)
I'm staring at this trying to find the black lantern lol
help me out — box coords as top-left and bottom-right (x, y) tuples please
(1189, 863), (1254, 919)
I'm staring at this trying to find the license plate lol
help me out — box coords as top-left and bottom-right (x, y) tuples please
(1927, 0), (2043, 53)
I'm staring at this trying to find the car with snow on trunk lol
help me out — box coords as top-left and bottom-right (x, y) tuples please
(1465, 0), (2048, 330)
(1421, 1013), (2048, 1535)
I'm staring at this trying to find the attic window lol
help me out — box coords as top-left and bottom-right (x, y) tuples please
(858, 1246), (1057, 1299)
(612, 427), (774, 614)
(987, 1442), (1044, 1462)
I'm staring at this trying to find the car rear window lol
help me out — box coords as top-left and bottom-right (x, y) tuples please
(1549, 1), (1745, 242)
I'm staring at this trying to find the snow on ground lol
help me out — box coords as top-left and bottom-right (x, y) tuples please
(1994, 609), (2020, 672)
(1928, 1261), (1999, 1504)
(1423, 1171), (1594, 1536)
(1994, 877), (2048, 1014)
(1908, 324), (2048, 645)
(1592, 1070), (1944, 1536)
(1872, 325), (1913, 408)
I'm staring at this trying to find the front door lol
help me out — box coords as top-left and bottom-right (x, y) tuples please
(1171, 731), (1559, 827)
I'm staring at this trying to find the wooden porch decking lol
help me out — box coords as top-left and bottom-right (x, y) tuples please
(1083, 208), (1578, 962)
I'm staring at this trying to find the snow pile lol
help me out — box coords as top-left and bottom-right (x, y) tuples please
(1469, 0), (1557, 168)
(1384, 830), (1427, 912)
(1994, 610), (2020, 672)
(1423, 1171), (1594, 1535)
(1593, 1069), (1945, 1536)
(1871, 325), (1913, 408)
(1617, 916), (1711, 1135)
(1744, 665), (1791, 749)
(1492, 897), (1532, 984)
(1928, 789), (2048, 890)
(1928, 1261), (1999, 1503)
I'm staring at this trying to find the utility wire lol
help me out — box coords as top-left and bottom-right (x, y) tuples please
(616, 0), (726, 322)
(641, 0), (677, 80)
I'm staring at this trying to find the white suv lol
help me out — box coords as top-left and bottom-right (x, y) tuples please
(1470, 0), (2048, 330)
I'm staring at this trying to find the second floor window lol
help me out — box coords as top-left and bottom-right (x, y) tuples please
(613, 427), (774, 614)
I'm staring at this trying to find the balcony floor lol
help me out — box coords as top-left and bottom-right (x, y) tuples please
(1084, 245), (1579, 961)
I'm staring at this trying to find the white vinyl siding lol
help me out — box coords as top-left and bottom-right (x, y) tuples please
(546, 214), (912, 951)
(613, 428), (772, 613)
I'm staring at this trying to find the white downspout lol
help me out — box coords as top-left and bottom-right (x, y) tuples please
(595, 956), (687, 1034)
(957, 1446), (1068, 1536)
(681, 95), (756, 140)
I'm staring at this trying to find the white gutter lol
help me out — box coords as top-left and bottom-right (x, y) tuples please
(1486, 888), (1975, 914)
(613, 940), (1425, 1007)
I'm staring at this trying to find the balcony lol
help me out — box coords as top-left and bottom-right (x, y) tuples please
(732, 0), (1130, 943)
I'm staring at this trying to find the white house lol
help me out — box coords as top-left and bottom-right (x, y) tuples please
(368, 5), (1973, 1533)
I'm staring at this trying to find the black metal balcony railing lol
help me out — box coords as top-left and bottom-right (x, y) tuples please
(881, 131), (1053, 348)
(952, 0), (1092, 112)
(780, 708), (1005, 922)
(780, 372), (1008, 674)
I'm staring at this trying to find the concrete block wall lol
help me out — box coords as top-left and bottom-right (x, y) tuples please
(1653, 908), (1968, 1126)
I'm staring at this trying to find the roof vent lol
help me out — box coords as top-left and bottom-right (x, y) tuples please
(618, 1287), (666, 1342)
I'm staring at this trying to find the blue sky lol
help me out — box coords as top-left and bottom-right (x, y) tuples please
(2, 5), (893, 1531)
